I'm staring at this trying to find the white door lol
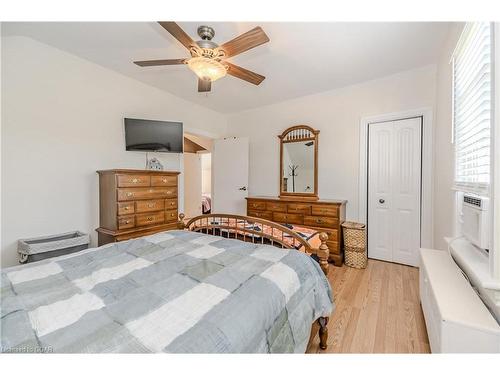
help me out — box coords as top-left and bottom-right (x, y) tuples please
(368, 117), (422, 266)
(212, 137), (249, 214)
(183, 153), (202, 219)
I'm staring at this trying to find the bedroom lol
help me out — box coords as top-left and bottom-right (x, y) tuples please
(1, 0), (499, 372)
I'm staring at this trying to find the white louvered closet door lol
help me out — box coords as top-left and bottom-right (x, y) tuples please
(368, 117), (422, 267)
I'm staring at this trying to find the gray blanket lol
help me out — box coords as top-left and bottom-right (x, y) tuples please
(1, 230), (333, 353)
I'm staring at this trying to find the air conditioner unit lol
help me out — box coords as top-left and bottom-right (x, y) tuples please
(460, 194), (490, 251)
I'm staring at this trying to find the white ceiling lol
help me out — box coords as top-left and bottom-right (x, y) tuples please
(2, 22), (452, 113)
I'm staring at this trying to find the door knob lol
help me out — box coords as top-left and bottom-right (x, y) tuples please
(379, 199), (385, 204)
(238, 186), (247, 191)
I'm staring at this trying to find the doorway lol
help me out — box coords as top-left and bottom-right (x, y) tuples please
(367, 117), (422, 266)
(183, 133), (212, 220)
(358, 107), (434, 266)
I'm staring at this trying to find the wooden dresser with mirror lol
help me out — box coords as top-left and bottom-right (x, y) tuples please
(96, 169), (180, 245)
(246, 125), (347, 266)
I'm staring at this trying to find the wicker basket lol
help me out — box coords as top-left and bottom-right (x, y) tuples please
(342, 222), (367, 269)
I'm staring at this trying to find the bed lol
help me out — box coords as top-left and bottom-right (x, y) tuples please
(1, 214), (334, 353)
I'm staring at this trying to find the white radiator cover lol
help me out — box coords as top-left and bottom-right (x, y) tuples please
(419, 248), (500, 353)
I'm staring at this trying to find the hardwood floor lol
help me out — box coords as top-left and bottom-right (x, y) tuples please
(307, 259), (430, 353)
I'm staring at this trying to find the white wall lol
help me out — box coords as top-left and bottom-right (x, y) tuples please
(201, 153), (211, 195)
(433, 24), (465, 250)
(1, 36), (227, 267)
(225, 65), (437, 221)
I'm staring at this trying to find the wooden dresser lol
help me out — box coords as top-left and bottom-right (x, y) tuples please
(246, 196), (347, 266)
(96, 169), (180, 246)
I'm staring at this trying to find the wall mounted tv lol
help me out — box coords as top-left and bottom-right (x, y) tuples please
(124, 118), (183, 153)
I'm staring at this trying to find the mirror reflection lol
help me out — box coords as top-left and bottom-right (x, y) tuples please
(282, 140), (315, 193)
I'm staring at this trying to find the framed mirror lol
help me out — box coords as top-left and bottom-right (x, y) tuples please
(279, 125), (319, 200)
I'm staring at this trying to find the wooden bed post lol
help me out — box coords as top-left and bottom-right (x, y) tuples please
(317, 232), (329, 350)
(178, 213), (186, 230)
(318, 316), (329, 350)
(317, 232), (329, 275)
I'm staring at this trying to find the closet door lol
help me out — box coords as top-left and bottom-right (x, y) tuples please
(368, 121), (394, 263)
(368, 117), (422, 266)
(212, 137), (249, 215)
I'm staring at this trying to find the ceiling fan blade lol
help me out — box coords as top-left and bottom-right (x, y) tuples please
(198, 78), (212, 92)
(218, 26), (269, 57)
(225, 62), (265, 85)
(158, 22), (196, 50)
(134, 59), (186, 67)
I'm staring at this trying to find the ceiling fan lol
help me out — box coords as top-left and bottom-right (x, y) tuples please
(134, 22), (270, 93)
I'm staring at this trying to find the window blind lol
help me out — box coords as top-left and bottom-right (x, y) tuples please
(453, 22), (492, 194)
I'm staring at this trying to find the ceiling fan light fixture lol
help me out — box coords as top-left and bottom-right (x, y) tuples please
(187, 57), (227, 82)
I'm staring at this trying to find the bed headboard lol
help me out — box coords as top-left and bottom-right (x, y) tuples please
(179, 213), (329, 275)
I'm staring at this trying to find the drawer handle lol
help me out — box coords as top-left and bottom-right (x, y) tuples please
(148, 203), (155, 208)
(124, 206), (130, 210)
(317, 219), (324, 224)
(147, 217), (154, 221)
(167, 191), (172, 195)
(132, 178), (139, 183)
(162, 178), (167, 183)
(124, 220), (130, 224)
(170, 202), (175, 206)
(126, 192), (133, 197)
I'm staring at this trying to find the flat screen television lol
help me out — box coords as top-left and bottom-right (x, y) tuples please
(124, 118), (183, 153)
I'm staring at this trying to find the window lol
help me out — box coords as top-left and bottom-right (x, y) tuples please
(452, 22), (493, 194)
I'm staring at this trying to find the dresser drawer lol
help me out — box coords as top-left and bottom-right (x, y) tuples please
(165, 198), (178, 210)
(163, 186), (177, 198)
(325, 229), (339, 242)
(151, 175), (177, 187)
(266, 202), (287, 212)
(136, 211), (165, 227)
(165, 209), (178, 223)
(118, 215), (135, 230)
(304, 215), (338, 228)
(116, 174), (151, 188)
(136, 199), (165, 213)
(311, 205), (338, 217)
(273, 212), (303, 225)
(248, 201), (266, 211)
(287, 203), (311, 215)
(117, 202), (135, 215)
(117, 187), (176, 201)
(248, 210), (273, 220)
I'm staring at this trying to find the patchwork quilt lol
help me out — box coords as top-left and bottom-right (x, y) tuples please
(1, 230), (333, 353)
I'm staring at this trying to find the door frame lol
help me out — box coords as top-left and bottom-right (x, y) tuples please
(181, 130), (216, 218)
(358, 107), (434, 251)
